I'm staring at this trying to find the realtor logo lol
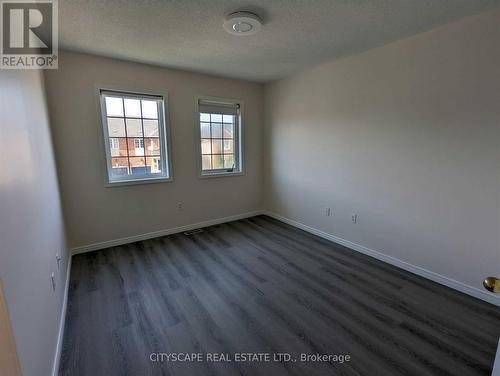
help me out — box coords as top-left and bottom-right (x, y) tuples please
(1, 0), (58, 68)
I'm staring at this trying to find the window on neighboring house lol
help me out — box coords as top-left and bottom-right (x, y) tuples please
(197, 98), (242, 176)
(151, 157), (161, 173)
(99, 89), (171, 185)
(109, 138), (119, 149)
(134, 138), (144, 149)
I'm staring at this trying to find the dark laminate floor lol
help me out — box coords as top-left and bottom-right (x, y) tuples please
(60, 215), (500, 376)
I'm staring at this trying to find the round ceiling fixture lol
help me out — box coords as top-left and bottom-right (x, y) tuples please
(223, 11), (262, 36)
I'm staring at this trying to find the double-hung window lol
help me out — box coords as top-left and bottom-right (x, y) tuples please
(197, 97), (242, 177)
(99, 90), (171, 185)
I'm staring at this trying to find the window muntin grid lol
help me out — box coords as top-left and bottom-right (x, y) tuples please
(100, 90), (169, 184)
(200, 112), (237, 172)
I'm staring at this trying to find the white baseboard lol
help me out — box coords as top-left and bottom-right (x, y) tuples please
(51, 254), (72, 376)
(263, 210), (500, 307)
(69, 209), (499, 305)
(492, 339), (500, 376)
(70, 211), (264, 255)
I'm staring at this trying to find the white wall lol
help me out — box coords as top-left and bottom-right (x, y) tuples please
(264, 10), (499, 299)
(0, 70), (69, 376)
(44, 51), (264, 250)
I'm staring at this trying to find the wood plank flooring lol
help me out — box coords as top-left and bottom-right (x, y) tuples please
(60, 215), (500, 376)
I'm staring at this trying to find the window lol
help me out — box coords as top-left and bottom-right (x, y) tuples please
(134, 138), (144, 149)
(109, 138), (119, 149)
(151, 157), (160, 173)
(197, 98), (242, 176)
(99, 90), (171, 184)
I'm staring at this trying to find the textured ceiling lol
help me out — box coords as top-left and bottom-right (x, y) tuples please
(58, 0), (499, 82)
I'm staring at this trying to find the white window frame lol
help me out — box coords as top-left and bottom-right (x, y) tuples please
(195, 95), (244, 178)
(150, 156), (161, 173)
(109, 138), (119, 149)
(134, 138), (144, 149)
(98, 88), (173, 186)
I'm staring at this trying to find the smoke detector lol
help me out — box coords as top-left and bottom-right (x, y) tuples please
(223, 11), (262, 36)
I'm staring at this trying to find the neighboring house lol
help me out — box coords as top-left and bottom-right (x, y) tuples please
(109, 137), (161, 174)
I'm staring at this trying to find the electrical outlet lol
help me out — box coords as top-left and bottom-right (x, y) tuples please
(325, 208), (331, 217)
(177, 202), (183, 211)
(351, 214), (358, 224)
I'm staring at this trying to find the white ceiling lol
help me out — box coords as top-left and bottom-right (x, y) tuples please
(58, 0), (499, 82)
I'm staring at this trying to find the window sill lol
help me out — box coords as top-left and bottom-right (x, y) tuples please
(105, 176), (173, 187)
(199, 170), (243, 179)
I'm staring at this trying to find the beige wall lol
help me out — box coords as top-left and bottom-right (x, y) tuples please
(0, 70), (69, 376)
(44, 51), (264, 249)
(264, 10), (500, 297)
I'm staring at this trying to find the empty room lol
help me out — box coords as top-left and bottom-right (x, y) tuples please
(1, 1), (500, 375)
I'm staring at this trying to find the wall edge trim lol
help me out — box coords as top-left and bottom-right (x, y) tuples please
(51, 254), (72, 376)
(70, 211), (264, 255)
